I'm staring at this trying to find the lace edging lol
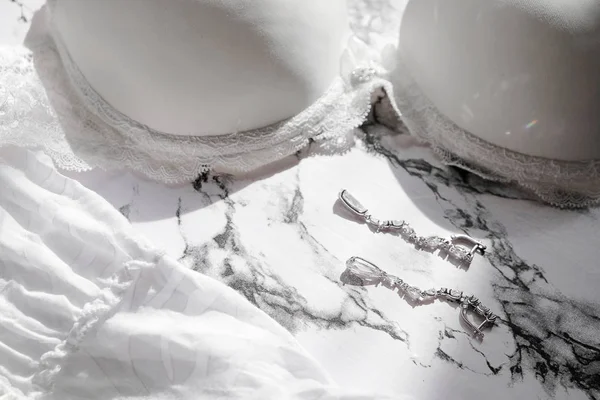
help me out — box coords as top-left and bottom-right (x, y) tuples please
(0, 46), (92, 173)
(0, 7), (395, 183)
(387, 56), (600, 209)
(29, 260), (155, 397)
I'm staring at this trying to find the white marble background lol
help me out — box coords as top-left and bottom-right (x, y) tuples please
(2, 1), (600, 400)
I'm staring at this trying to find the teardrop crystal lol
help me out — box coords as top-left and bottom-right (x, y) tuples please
(339, 190), (368, 215)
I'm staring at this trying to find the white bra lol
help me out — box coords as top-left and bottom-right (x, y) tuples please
(385, 0), (600, 208)
(2, 0), (600, 208)
(0, 0), (396, 182)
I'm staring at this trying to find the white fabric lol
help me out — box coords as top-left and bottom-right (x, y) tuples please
(387, 57), (600, 208)
(0, 3), (395, 182)
(384, 0), (600, 208)
(51, 0), (350, 136)
(398, 0), (600, 161)
(0, 148), (395, 400)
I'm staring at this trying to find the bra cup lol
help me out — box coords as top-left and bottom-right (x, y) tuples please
(399, 0), (600, 161)
(52, 0), (350, 136)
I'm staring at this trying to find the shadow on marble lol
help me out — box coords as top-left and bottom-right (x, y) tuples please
(62, 153), (301, 221)
(354, 124), (600, 398)
(358, 122), (588, 240)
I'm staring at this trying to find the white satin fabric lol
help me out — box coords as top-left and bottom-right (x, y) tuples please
(0, 149), (395, 400)
(0, 2), (395, 182)
(399, 0), (600, 161)
(51, 0), (350, 136)
(385, 0), (600, 208)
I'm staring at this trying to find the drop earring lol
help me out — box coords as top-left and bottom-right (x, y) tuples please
(338, 189), (486, 266)
(341, 256), (497, 339)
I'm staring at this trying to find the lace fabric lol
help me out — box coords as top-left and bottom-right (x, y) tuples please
(344, 0), (600, 209)
(385, 55), (600, 208)
(0, 5), (394, 183)
(6, 1), (594, 208)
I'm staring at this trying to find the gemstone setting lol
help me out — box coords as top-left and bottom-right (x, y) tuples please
(339, 190), (368, 215)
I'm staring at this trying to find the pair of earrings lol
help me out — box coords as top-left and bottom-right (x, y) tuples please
(337, 189), (497, 340)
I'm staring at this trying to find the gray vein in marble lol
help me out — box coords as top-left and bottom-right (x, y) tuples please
(159, 120), (600, 398)
(7, 0), (31, 23)
(118, 204), (131, 221)
(176, 168), (412, 346)
(438, 325), (507, 376)
(4, 0), (598, 397)
(360, 124), (600, 399)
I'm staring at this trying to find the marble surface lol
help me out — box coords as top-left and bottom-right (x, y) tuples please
(3, 1), (600, 400)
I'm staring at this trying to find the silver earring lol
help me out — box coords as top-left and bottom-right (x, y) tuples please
(338, 189), (486, 265)
(341, 256), (497, 339)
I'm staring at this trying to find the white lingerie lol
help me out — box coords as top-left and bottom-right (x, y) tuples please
(386, 0), (600, 208)
(1, 0), (600, 209)
(0, 0), (396, 183)
(0, 0), (598, 397)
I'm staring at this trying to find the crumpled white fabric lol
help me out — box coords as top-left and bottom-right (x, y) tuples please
(0, 148), (399, 400)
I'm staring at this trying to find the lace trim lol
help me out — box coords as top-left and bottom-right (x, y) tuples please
(0, 6), (393, 183)
(30, 260), (154, 397)
(387, 57), (600, 208)
(0, 47), (91, 173)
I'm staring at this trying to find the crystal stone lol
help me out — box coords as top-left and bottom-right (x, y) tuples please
(402, 227), (415, 237)
(405, 287), (422, 301)
(339, 190), (367, 215)
(420, 236), (444, 250)
(450, 246), (469, 260)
